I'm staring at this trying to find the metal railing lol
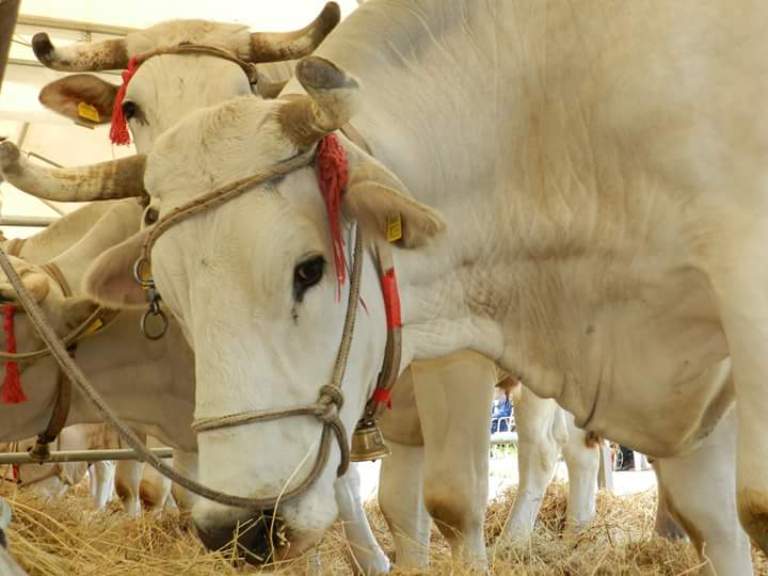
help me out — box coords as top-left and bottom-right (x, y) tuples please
(0, 447), (173, 465)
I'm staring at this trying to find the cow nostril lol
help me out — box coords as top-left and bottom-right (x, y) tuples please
(194, 511), (286, 565)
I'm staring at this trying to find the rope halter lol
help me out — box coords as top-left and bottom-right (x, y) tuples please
(132, 133), (402, 509)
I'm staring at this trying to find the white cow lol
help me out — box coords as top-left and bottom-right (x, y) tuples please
(1, 425), (172, 515)
(17, 7), (606, 570)
(0, 202), (393, 571)
(0, 202), (200, 503)
(36, 2), (761, 573)
(0, 205), (602, 572)
(1, 205), (174, 517)
(3, 425), (116, 509)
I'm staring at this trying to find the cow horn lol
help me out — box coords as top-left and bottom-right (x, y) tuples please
(278, 56), (360, 148)
(0, 140), (145, 201)
(249, 2), (340, 63)
(32, 33), (128, 71)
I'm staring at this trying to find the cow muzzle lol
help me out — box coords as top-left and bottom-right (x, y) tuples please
(193, 508), (286, 564)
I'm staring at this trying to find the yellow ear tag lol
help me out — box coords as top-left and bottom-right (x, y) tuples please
(82, 318), (104, 337)
(386, 214), (403, 243)
(77, 102), (100, 123)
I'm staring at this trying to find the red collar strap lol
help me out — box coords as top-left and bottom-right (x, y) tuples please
(0, 304), (25, 404)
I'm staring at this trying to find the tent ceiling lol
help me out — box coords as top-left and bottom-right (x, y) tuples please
(0, 0), (359, 238)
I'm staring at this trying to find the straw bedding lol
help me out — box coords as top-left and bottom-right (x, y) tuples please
(1, 481), (766, 575)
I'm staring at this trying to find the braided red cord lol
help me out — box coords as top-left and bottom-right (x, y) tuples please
(110, 57), (140, 146)
(0, 304), (25, 404)
(315, 134), (349, 298)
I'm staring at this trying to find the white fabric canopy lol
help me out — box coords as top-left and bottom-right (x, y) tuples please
(0, 0), (359, 237)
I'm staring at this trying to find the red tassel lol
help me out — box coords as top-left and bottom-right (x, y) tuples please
(1, 304), (25, 404)
(110, 57), (140, 146)
(315, 134), (349, 298)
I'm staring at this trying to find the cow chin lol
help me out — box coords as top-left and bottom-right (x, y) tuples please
(191, 483), (337, 564)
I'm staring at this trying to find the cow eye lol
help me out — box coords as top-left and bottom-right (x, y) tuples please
(143, 207), (159, 226)
(122, 101), (138, 120)
(293, 256), (325, 301)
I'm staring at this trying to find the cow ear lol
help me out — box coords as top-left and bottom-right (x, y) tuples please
(39, 74), (118, 124)
(344, 158), (445, 248)
(84, 229), (148, 309)
(344, 155), (446, 249)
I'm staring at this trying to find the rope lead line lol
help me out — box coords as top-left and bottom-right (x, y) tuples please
(0, 237), (361, 509)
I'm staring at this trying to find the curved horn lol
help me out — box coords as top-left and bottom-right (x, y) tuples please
(32, 33), (128, 71)
(278, 56), (360, 148)
(249, 2), (341, 63)
(0, 140), (145, 201)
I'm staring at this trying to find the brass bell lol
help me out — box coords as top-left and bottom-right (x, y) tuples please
(351, 420), (391, 462)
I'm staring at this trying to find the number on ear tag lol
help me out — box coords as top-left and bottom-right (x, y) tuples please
(77, 102), (100, 123)
(386, 214), (402, 243)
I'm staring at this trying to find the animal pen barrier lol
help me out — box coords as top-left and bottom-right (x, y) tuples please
(0, 447), (174, 465)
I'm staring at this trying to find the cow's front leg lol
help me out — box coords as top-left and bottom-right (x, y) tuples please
(654, 469), (687, 540)
(115, 460), (143, 517)
(169, 449), (198, 512)
(414, 351), (494, 570)
(335, 464), (390, 575)
(654, 407), (752, 576)
(713, 238), (768, 553)
(90, 461), (116, 510)
(500, 389), (566, 543)
(378, 441), (431, 569)
(561, 415), (599, 531)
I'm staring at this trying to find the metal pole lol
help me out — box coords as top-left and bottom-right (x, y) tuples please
(0, 447), (173, 465)
(0, 0), (21, 92)
(0, 215), (57, 227)
(16, 14), (135, 36)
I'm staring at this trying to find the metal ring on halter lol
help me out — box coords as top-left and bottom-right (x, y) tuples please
(140, 307), (168, 340)
(132, 256), (153, 288)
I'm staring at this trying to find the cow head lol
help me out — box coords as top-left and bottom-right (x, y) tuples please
(70, 56), (445, 560)
(0, 255), (100, 367)
(35, 4), (340, 152)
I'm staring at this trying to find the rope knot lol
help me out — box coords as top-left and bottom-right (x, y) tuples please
(317, 385), (344, 422)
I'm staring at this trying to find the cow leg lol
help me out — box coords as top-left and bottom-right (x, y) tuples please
(378, 441), (431, 569)
(501, 389), (566, 543)
(413, 351), (494, 570)
(561, 415), (599, 531)
(115, 461), (143, 517)
(708, 230), (768, 551)
(170, 450), (199, 512)
(654, 469), (686, 540)
(335, 463), (390, 575)
(654, 408), (752, 576)
(140, 466), (172, 512)
(90, 461), (115, 510)
(139, 437), (172, 512)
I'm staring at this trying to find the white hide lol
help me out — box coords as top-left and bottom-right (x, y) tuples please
(113, 1), (767, 569)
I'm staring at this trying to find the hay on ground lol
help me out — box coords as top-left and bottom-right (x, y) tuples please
(2, 481), (766, 575)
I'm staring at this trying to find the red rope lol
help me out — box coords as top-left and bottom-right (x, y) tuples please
(315, 134), (349, 298)
(0, 304), (25, 404)
(110, 57), (140, 146)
